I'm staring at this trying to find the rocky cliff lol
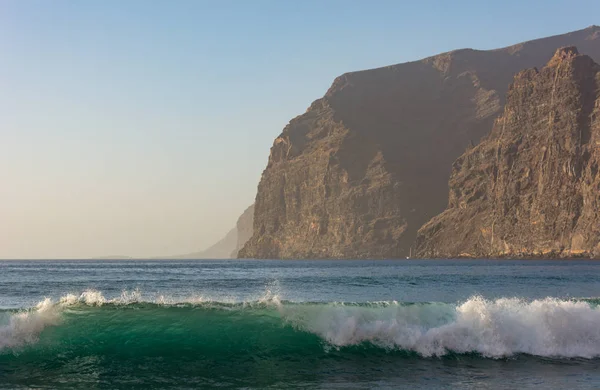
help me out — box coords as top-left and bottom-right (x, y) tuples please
(239, 26), (600, 259)
(416, 47), (600, 258)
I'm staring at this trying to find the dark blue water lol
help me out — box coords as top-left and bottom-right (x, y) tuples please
(1, 259), (600, 389)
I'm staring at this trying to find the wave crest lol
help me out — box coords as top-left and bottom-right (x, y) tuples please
(0, 299), (61, 350)
(286, 296), (600, 358)
(2, 292), (600, 359)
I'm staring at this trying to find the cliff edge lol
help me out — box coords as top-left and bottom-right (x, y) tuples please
(240, 26), (600, 259)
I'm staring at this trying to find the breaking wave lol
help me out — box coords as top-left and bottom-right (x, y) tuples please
(2, 290), (600, 359)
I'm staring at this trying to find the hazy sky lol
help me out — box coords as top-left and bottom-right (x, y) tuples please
(1, 1), (598, 258)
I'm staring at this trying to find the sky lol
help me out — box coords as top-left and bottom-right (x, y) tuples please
(0, 0), (598, 259)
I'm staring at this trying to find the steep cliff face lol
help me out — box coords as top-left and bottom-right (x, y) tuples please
(417, 47), (600, 258)
(240, 26), (600, 259)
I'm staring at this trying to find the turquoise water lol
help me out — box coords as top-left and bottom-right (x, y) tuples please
(1, 260), (600, 389)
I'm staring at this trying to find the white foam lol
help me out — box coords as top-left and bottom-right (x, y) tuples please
(58, 289), (139, 306)
(283, 296), (600, 358)
(118, 289), (142, 304)
(256, 288), (282, 306)
(4, 291), (600, 358)
(0, 298), (62, 350)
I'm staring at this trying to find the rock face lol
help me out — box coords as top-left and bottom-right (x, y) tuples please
(417, 47), (600, 258)
(239, 26), (600, 259)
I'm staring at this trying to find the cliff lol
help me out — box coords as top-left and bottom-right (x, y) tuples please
(239, 26), (600, 259)
(416, 47), (600, 258)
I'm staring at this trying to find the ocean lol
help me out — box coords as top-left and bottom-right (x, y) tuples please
(1, 259), (600, 389)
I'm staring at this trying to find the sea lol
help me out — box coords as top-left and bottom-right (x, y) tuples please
(1, 259), (600, 389)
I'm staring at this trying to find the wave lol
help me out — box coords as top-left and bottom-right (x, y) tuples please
(0, 298), (61, 350)
(2, 290), (600, 359)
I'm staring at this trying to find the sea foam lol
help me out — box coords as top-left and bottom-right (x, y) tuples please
(0, 298), (61, 350)
(284, 296), (600, 358)
(2, 292), (600, 358)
